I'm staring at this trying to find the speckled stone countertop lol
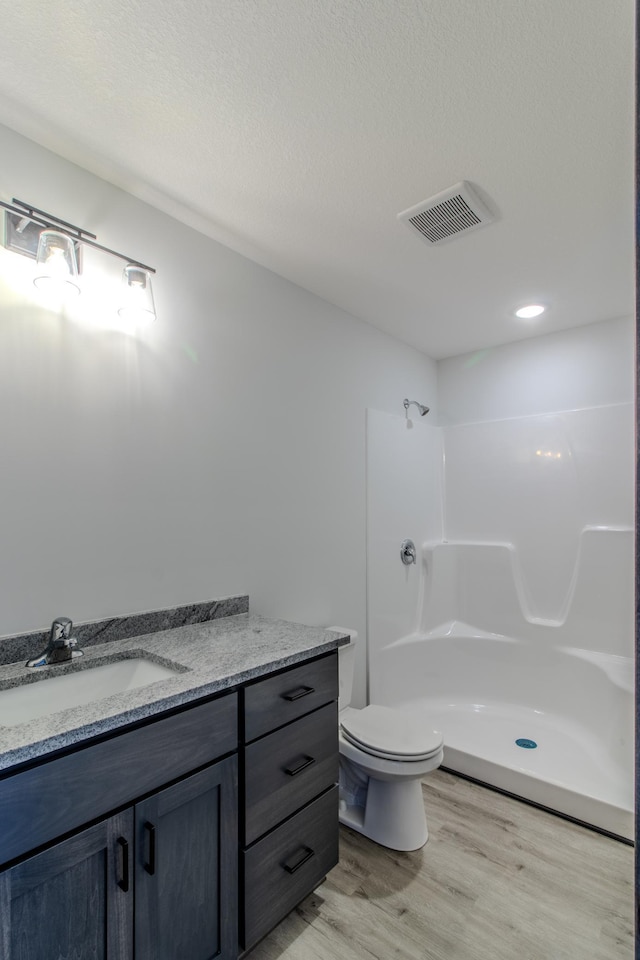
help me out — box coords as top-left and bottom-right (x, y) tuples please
(0, 615), (349, 773)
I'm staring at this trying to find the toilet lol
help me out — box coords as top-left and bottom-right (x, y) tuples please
(329, 628), (443, 851)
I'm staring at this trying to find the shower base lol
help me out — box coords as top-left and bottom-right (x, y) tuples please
(408, 698), (633, 841)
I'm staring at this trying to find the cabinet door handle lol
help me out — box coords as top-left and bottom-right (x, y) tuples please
(282, 846), (315, 875)
(143, 821), (156, 876)
(283, 755), (316, 777)
(117, 837), (130, 892)
(281, 685), (315, 702)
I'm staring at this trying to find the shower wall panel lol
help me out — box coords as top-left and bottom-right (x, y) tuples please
(366, 410), (442, 659)
(440, 403), (634, 655)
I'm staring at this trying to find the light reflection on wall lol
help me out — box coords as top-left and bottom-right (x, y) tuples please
(0, 246), (151, 338)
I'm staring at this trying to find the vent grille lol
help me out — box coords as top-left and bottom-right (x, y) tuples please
(398, 181), (494, 246)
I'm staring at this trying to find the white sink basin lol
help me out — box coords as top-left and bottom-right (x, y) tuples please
(0, 657), (181, 727)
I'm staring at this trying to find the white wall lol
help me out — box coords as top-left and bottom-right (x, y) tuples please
(437, 315), (634, 424)
(0, 124), (437, 711)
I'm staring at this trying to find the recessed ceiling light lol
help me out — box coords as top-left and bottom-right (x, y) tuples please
(515, 304), (545, 319)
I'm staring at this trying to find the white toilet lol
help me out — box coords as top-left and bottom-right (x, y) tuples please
(330, 628), (443, 852)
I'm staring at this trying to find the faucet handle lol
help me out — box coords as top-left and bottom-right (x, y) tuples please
(400, 539), (417, 565)
(50, 617), (73, 646)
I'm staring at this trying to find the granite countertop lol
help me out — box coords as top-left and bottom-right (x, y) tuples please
(0, 614), (349, 773)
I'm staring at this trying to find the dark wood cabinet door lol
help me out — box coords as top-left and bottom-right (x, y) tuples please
(135, 755), (238, 960)
(0, 808), (134, 960)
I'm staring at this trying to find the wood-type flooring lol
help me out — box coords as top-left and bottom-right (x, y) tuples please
(248, 769), (634, 960)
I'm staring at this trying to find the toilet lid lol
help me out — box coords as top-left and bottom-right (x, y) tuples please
(340, 705), (443, 760)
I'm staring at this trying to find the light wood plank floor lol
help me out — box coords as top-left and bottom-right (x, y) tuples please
(248, 770), (634, 960)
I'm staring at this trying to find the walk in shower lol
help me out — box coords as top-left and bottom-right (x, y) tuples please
(366, 399), (634, 840)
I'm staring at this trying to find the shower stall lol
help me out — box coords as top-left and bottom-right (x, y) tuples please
(366, 400), (634, 840)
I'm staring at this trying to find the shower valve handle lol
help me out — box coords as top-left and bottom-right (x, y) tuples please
(400, 539), (417, 565)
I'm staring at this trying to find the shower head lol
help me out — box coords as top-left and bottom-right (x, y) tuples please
(403, 398), (430, 417)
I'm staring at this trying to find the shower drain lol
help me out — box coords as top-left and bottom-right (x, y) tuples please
(515, 738), (538, 749)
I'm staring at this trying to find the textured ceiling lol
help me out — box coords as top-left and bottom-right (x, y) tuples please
(0, 0), (633, 358)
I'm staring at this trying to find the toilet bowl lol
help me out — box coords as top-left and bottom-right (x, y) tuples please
(328, 628), (443, 852)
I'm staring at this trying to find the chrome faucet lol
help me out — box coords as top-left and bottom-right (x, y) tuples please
(26, 617), (83, 667)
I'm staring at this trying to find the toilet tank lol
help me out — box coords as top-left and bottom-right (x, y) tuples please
(327, 628), (358, 713)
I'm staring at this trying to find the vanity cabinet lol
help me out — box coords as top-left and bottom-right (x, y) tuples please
(0, 757), (236, 960)
(0, 694), (238, 960)
(0, 644), (341, 959)
(240, 652), (339, 951)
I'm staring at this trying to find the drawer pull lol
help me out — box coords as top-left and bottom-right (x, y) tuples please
(283, 755), (316, 777)
(282, 845), (315, 875)
(116, 837), (130, 893)
(282, 685), (315, 702)
(143, 821), (156, 876)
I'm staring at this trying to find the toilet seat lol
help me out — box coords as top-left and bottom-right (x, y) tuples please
(340, 705), (443, 762)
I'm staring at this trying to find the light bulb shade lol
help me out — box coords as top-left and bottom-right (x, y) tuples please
(118, 265), (156, 324)
(33, 230), (80, 296)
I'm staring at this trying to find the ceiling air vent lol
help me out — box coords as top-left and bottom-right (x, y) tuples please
(398, 181), (494, 246)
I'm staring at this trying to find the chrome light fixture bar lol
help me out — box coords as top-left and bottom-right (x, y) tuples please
(2, 198), (155, 271)
(1, 197), (156, 321)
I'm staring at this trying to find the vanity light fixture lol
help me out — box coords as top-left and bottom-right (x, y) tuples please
(515, 303), (545, 319)
(1, 197), (156, 322)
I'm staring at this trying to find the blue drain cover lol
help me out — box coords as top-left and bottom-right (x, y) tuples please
(515, 738), (538, 749)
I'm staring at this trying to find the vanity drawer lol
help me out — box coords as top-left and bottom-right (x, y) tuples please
(244, 701), (338, 844)
(242, 785), (338, 950)
(243, 652), (337, 742)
